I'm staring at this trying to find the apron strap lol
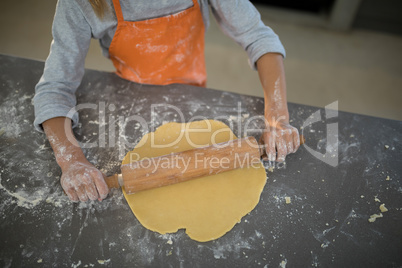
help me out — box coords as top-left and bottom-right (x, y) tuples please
(192, 0), (200, 8)
(112, 0), (124, 22)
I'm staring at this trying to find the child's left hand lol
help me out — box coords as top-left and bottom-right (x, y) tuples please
(261, 118), (300, 162)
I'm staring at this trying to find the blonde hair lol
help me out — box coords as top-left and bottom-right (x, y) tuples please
(89, 0), (109, 19)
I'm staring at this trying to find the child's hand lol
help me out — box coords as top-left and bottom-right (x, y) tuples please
(42, 117), (109, 202)
(261, 120), (300, 162)
(60, 160), (109, 202)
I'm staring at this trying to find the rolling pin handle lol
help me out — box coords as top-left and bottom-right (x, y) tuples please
(300, 134), (306, 145)
(105, 174), (121, 189)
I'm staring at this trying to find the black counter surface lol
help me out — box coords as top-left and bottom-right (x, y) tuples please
(0, 54), (401, 267)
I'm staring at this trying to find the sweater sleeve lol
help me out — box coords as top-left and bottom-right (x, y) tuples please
(208, 0), (286, 70)
(33, 0), (92, 132)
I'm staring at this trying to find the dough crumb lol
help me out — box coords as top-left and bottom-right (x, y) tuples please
(167, 239), (173, 245)
(368, 213), (383, 223)
(374, 196), (381, 202)
(97, 259), (110, 265)
(379, 204), (388, 213)
(268, 166), (274, 172)
(384, 145), (389, 149)
(285, 197), (291, 204)
(386, 176), (390, 181)
(321, 242), (329, 248)
(37, 259), (43, 263)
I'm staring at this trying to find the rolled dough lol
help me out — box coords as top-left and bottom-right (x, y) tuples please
(122, 119), (267, 242)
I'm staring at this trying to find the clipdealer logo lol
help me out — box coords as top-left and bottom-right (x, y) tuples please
(128, 151), (262, 174)
(301, 101), (339, 167)
(66, 101), (340, 167)
(66, 102), (262, 159)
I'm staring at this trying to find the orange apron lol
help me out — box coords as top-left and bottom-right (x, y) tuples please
(109, 0), (206, 87)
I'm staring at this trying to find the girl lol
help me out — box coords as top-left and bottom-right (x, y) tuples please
(34, 0), (300, 202)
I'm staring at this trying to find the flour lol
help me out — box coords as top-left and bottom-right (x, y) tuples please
(122, 223), (162, 265)
(45, 196), (63, 208)
(135, 43), (168, 54)
(0, 91), (34, 138)
(272, 77), (283, 110)
(210, 231), (252, 259)
(71, 260), (81, 267)
(0, 174), (44, 209)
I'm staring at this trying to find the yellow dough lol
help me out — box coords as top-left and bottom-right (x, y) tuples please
(122, 119), (267, 242)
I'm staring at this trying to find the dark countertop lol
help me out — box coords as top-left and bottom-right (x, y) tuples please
(0, 54), (401, 267)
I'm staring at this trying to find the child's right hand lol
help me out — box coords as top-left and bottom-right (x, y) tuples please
(60, 159), (109, 202)
(42, 117), (109, 202)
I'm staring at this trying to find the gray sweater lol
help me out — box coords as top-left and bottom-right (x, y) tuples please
(33, 0), (285, 132)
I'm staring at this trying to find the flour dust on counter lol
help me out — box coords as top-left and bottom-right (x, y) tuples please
(0, 85), (131, 265)
(0, 83), (34, 139)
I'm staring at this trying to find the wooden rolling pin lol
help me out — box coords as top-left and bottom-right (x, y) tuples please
(105, 135), (304, 194)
